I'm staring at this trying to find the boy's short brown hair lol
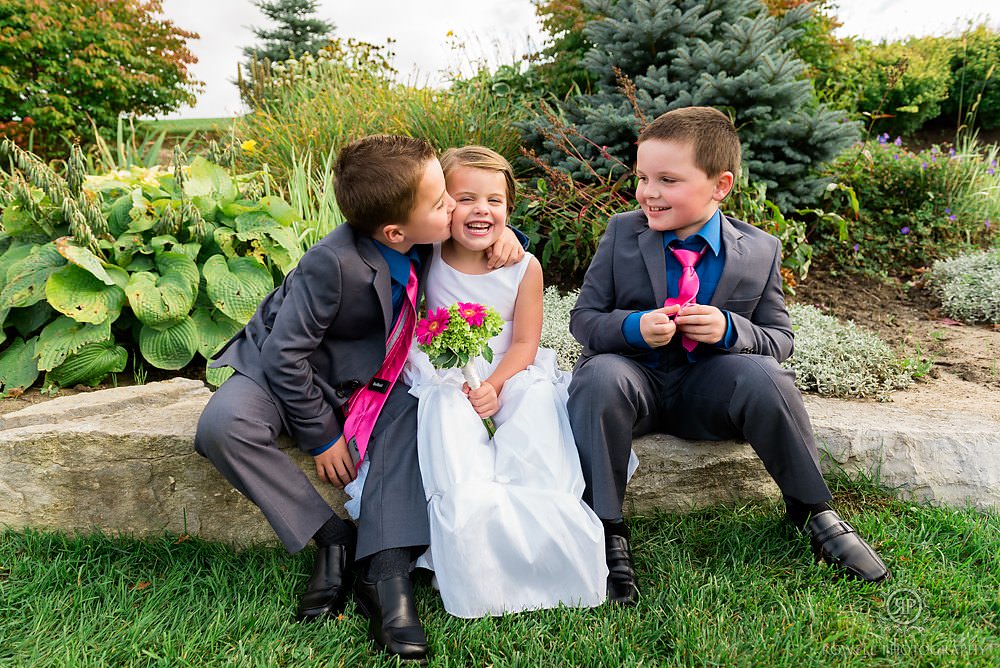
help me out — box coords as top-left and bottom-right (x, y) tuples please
(333, 135), (437, 236)
(638, 107), (741, 177)
(439, 145), (516, 212)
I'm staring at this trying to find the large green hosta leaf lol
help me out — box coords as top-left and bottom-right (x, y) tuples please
(202, 255), (273, 324)
(0, 337), (40, 395)
(34, 316), (113, 371)
(185, 157), (237, 215)
(0, 242), (34, 281)
(234, 211), (303, 273)
(0, 243), (67, 309)
(43, 340), (128, 389)
(205, 362), (235, 388)
(139, 316), (199, 370)
(191, 307), (242, 359)
(7, 301), (57, 337)
(55, 237), (117, 286)
(126, 252), (199, 330)
(46, 264), (126, 324)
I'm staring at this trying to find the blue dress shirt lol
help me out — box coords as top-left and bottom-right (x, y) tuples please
(622, 209), (736, 358)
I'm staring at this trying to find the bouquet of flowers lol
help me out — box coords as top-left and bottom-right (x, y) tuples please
(416, 301), (504, 438)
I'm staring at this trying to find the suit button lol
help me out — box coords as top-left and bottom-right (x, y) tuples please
(350, 380), (362, 389)
(335, 389), (346, 398)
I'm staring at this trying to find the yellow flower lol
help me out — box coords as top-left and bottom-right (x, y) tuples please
(241, 139), (258, 153)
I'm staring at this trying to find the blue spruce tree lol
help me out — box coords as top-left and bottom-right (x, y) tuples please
(524, 0), (858, 210)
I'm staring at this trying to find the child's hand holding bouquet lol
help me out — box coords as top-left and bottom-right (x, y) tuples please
(416, 301), (504, 438)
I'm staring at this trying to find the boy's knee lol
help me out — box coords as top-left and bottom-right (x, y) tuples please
(569, 354), (640, 404)
(729, 355), (799, 399)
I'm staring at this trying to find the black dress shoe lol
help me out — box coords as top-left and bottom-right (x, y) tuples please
(295, 529), (357, 622)
(606, 534), (639, 606)
(805, 510), (890, 583)
(354, 574), (428, 663)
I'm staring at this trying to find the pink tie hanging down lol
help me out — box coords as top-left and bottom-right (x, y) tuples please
(343, 264), (418, 468)
(664, 245), (707, 353)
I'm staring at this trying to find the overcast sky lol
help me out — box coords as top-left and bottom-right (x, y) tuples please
(158, 0), (997, 119)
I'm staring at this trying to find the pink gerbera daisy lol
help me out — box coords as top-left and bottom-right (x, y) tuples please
(457, 301), (487, 327)
(416, 307), (450, 344)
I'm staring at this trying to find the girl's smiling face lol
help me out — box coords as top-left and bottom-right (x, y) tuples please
(445, 165), (509, 253)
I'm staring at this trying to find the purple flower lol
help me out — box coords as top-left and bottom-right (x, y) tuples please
(989, 167), (996, 176)
(948, 215), (957, 222)
(921, 162), (927, 170)
(894, 136), (902, 146)
(949, 148), (956, 158)
(945, 208), (951, 214)
(893, 154), (899, 160)
(878, 133), (888, 145)
(900, 226), (910, 235)
(986, 219), (992, 230)
(853, 243), (859, 253)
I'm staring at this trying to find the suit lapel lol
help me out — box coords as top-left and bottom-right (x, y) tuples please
(638, 226), (668, 307)
(357, 235), (395, 341)
(710, 215), (745, 307)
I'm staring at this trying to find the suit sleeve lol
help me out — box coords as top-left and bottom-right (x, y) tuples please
(569, 215), (645, 353)
(725, 240), (794, 363)
(260, 244), (344, 450)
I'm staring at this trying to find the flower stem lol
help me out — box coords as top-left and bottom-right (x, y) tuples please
(460, 362), (497, 439)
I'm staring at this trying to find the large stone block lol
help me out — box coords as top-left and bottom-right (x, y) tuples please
(0, 379), (344, 546)
(2, 379), (997, 547)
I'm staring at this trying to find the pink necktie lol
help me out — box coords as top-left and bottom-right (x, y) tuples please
(343, 263), (418, 468)
(665, 245), (707, 353)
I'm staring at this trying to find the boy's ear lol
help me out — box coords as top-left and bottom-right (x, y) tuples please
(381, 223), (406, 244)
(713, 171), (735, 201)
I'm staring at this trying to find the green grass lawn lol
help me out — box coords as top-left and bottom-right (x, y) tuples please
(2, 478), (998, 667)
(137, 117), (235, 136)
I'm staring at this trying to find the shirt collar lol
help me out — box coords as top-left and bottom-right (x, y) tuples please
(372, 240), (420, 285)
(662, 210), (723, 256)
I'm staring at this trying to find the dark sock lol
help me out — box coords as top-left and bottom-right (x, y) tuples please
(366, 548), (411, 582)
(312, 515), (353, 548)
(602, 519), (630, 541)
(784, 495), (832, 530)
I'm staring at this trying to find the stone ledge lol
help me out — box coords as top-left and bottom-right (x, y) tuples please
(1, 379), (997, 546)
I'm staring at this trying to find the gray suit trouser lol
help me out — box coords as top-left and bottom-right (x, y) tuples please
(567, 352), (832, 521)
(195, 373), (429, 558)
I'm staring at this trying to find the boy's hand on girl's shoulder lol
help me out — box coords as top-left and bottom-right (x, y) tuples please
(640, 305), (680, 347)
(313, 436), (356, 489)
(674, 304), (727, 345)
(463, 381), (499, 418)
(485, 227), (525, 269)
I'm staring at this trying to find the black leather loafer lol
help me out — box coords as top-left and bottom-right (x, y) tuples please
(354, 574), (428, 663)
(805, 510), (890, 583)
(606, 534), (639, 606)
(295, 528), (357, 622)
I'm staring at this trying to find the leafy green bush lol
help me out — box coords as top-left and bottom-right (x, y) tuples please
(927, 249), (1000, 324)
(785, 304), (912, 401)
(236, 40), (527, 184)
(940, 24), (1000, 131)
(0, 0), (201, 158)
(817, 135), (999, 277)
(0, 140), (303, 396)
(819, 37), (953, 137)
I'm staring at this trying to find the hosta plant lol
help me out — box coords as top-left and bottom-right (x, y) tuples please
(0, 140), (301, 396)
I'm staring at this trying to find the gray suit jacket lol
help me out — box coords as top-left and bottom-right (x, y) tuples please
(212, 223), (432, 453)
(570, 209), (794, 364)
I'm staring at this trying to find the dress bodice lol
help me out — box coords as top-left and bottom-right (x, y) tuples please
(423, 244), (532, 357)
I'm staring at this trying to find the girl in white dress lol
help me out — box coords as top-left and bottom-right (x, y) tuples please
(402, 146), (607, 618)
